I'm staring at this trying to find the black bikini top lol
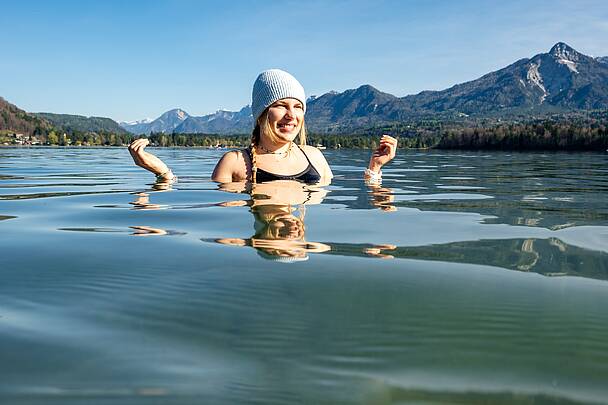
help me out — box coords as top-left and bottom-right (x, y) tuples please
(249, 144), (322, 184)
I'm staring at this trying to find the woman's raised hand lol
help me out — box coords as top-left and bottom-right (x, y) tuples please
(128, 138), (153, 168)
(128, 138), (173, 179)
(369, 135), (398, 173)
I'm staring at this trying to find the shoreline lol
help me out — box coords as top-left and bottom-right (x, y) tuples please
(1, 145), (606, 153)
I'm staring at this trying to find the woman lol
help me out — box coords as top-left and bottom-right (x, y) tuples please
(128, 69), (397, 184)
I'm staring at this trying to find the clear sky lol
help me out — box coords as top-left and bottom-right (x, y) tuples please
(2, 0), (607, 122)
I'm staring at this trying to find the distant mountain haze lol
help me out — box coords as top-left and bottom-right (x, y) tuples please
(120, 109), (190, 134)
(174, 106), (253, 134)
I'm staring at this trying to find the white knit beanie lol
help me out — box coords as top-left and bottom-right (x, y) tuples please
(251, 69), (306, 125)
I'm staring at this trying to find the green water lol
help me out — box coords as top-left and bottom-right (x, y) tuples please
(0, 147), (607, 404)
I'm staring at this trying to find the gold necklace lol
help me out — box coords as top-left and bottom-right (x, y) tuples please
(257, 142), (293, 157)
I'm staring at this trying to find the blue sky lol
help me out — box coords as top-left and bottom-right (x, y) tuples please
(2, 0), (607, 122)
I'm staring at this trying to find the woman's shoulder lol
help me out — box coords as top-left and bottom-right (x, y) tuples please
(212, 149), (249, 182)
(300, 144), (329, 166)
(300, 144), (326, 159)
(219, 148), (249, 162)
(300, 144), (332, 180)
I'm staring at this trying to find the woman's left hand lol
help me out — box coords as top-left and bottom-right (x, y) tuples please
(369, 135), (398, 172)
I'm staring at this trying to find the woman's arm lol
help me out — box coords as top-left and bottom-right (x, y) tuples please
(128, 138), (175, 180)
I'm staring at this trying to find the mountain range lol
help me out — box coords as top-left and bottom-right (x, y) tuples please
(120, 43), (608, 135)
(2, 42), (607, 137)
(403, 42), (608, 113)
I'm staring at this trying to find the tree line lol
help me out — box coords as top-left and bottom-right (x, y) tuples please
(4, 118), (607, 151)
(143, 132), (440, 149)
(436, 121), (608, 151)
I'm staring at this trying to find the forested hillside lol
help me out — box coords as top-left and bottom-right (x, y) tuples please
(0, 97), (52, 135)
(35, 113), (130, 135)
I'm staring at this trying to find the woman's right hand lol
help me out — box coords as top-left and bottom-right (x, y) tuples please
(128, 138), (172, 178)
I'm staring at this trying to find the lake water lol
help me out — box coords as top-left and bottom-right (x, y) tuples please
(1, 147), (607, 404)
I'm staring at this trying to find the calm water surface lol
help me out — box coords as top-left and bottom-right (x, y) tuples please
(1, 147), (607, 404)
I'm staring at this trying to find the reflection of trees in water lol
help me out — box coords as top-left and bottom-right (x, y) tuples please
(331, 190), (608, 230)
(326, 238), (608, 280)
(328, 152), (608, 230)
(0, 190), (125, 201)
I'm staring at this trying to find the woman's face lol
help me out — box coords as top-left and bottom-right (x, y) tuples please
(268, 214), (305, 240)
(265, 98), (304, 143)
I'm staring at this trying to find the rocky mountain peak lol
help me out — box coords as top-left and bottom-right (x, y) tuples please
(163, 108), (188, 120)
(354, 84), (380, 94)
(549, 42), (580, 61)
(548, 42), (584, 74)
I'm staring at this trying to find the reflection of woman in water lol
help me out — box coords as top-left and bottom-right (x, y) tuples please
(212, 184), (396, 261)
(212, 181), (396, 261)
(130, 180), (397, 261)
(212, 181), (331, 262)
(215, 204), (330, 262)
(128, 69), (397, 185)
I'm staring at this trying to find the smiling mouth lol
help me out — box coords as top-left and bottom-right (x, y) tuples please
(278, 123), (297, 130)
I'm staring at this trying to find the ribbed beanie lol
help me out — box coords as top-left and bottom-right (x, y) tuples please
(256, 249), (310, 263)
(251, 69), (306, 125)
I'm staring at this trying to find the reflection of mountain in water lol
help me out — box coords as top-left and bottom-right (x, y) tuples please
(398, 199), (608, 231)
(327, 238), (608, 281)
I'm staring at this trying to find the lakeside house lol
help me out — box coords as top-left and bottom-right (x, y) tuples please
(1, 133), (42, 146)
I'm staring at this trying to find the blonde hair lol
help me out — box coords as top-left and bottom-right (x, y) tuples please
(249, 109), (307, 183)
(252, 205), (306, 240)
